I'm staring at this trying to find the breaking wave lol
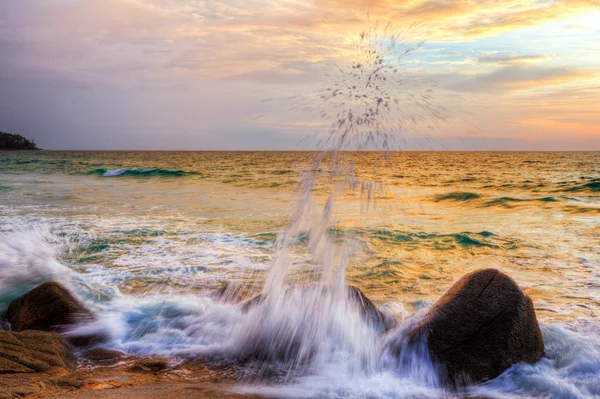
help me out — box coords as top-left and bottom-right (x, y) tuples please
(87, 168), (197, 177)
(1, 227), (600, 398)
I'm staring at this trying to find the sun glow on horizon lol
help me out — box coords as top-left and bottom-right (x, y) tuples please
(0, 0), (598, 150)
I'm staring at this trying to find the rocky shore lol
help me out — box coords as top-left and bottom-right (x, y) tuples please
(0, 269), (544, 398)
(0, 346), (252, 398)
(0, 283), (253, 399)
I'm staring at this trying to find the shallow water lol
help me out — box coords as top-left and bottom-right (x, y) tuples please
(1, 150), (599, 398)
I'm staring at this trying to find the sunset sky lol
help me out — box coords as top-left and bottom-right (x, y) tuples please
(1, 0), (599, 150)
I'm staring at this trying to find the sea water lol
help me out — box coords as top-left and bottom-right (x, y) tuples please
(1, 150), (600, 398)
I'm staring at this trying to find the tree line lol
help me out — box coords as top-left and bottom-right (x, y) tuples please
(0, 132), (39, 150)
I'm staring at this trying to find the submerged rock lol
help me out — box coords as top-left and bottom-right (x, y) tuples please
(0, 330), (75, 373)
(234, 284), (391, 368)
(242, 284), (391, 333)
(408, 268), (544, 386)
(7, 282), (92, 332)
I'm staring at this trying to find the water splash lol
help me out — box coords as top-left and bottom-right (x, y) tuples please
(222, 22), (451, 389)
(0, 227), (74, 308)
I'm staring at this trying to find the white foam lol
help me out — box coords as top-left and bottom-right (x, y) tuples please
(101, 168), (126, 176)
(0, 227), (74, 305)
(2, 227), (600, 398)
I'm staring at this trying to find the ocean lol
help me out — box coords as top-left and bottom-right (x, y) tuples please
(1, 150), (599, 398)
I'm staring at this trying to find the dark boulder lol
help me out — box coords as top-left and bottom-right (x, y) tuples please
(7, 282), (92, 333)
(407, 268), (544, 386)
(0, 330), (75, 373)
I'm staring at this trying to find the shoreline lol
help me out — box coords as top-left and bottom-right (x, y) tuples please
(0, 354), (256, 399)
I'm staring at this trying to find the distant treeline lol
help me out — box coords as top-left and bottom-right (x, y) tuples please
(0, 132), (39, 150)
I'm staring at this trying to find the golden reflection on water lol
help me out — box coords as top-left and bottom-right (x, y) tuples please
(1, 151), (599, 323)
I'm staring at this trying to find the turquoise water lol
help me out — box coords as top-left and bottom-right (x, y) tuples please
(1, 150), (599, 398)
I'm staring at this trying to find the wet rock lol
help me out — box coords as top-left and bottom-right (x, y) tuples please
(128, 358), (170, 373)
(0, 330), (75, 373)
(235, 285), (392, 368)
(89, 382), (119, 390)
(240, 293), (264, 312)
(241, 285), (391, 332)
(83, 348), (127, 366)
(57, 373), (87, 388)
(346, 285), (394, 332)
(67, 331), (109, 348)
(408, 268), (544, 386)
(7, 282), (93, 333)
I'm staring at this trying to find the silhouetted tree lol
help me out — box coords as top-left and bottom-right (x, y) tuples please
(0, 132), (39, 150)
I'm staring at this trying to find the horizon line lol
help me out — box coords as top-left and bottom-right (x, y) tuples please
(11, 149), (600, 153)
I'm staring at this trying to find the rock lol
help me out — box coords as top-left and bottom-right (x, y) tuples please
(7, 282), (93, 333)
(0, 320), (10, 331)
(235, 285), (392, 367)
(240, 293), (264, 312)
(57, 373), (87, 388)
(241, 285), (391, 332)
(0, 330), (75, 373)
(83, 348), (127, 366)
(128, 358), (170, 373)
(408, 268), (544, 386)
(346, 285), (393, 332)
(67, 331), (109, 348)
(89, 382), (118, 390)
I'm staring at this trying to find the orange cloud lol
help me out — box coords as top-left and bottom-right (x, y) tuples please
(2, 0), (599, 146)
(521, 118), (600, 135)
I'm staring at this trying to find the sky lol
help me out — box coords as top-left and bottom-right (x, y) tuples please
(1, 0), (599, 150)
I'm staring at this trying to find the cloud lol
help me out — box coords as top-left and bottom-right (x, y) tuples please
(478, 52), (549, 65)
(453, 0), (599, 37)
(0, 0), (599, 150)
(403, 0), (470, 17)
(441, 51), (464, 57)
(451, 65), (597, 92)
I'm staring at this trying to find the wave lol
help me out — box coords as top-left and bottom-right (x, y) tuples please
(366, 229), (505, 250)
(2, 227), (600, 398)
(0, 228), (89, 309)
(586, 182), (600, 191)
(67, 291), (600, 399)
(563, 205), (600, 215)
(86, 168), (197, 177)
(538, 196), (558, 202)
(15, 159), (41, 165)
(434, 192), (481, 202)
(272, 169), (294, 175)
(485, 197), (528, 208)
(453, 233), (496, 248)
(485, 196), (560, 208)
(434, 194), (560, 207)
(563, 178), (600, 193)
